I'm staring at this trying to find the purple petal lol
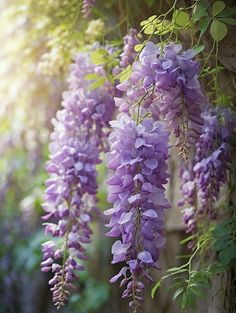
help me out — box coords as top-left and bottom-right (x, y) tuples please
(138, 251), (153, 263)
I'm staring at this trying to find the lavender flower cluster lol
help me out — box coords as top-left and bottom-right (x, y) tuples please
(40, 33), (235, 311)
(113, 28), (140, 76)
(116, 41), (204, 160)
(41, 51), (115, 308)
(179, 109), (235, 238)
(105, 113), (169, 311)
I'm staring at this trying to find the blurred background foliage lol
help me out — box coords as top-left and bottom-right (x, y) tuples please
(0, 0), (235, 312)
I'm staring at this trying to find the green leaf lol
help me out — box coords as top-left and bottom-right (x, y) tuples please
(219, 17), (236, 25)
(193, 1), (209, 21)
(148, 15), (157, 22)
(214, 238), (232, 252)
(140, 20), (149, 26)
(114, 66), (132, 82)
(219, 245), (236, 266)
(166, 281), (185, 291)
(185, 289), (196, 309)
(210, 20), (227, 41)
(89, 77), (106, 90)
(217, 6), (236, 17)
(84, 73), (100, 80)
(199, 17), (211, 37)
(173, 288), (184, 301)
(144, 24), (156, 34)
(181, 293), (187, 309)
(190, 286), (206, 298)
(173, 10), (190, 27)
(134, 44), (144, 52)
(90, 49), (108, 65)
(151, 280), (161, 298)
(155, 24), (172, 35)
(192, 44), (205, 54)
(214, 223), (231, 236)
(212, 1), (226, 16)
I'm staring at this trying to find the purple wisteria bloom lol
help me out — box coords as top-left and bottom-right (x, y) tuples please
(116, 41), (205, 160)
(41, 51), (115, 308)
(105, 113), (170, 311)
(113, 28), (140, 76)
(193, 110), (231, 218)
(179, 108), (235, 244)
(81, 0), (96, 18)
(178, 166), (197, 247)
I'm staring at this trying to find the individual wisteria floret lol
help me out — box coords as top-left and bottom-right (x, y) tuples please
(116, 41), (205, 160)
(105, 113), (170, 312)
(179, 108), (235, 242)
(81, 0), (96, 18)
(41, 51), (115, 309)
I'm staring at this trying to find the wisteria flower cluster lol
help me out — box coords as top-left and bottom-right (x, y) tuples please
(113, 28), (140, 76)
(105, 113), (169, 311)
(41, 33), (235, 312)
(41, 51), (115, 308)
(116, 41), (205, 160)
(179, 109), (235, 240)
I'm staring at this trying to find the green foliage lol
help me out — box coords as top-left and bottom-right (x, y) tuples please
(139, 6), (191, 38)
(85, 69), (107, 90)
(90, 77), (106, 90)
(134, 43), (145, 52)
(68, 271), (110, 313)
(193, 0), (236, 43)
(213, 217), (236, 267)
(172, 10), (190, 28)
(219, 17), (236, 25)
(90, 49), (109, 65)
(217, 6), (236, 18)
(114, 65), (132, 82)
(212, 1), (225, 16)
(198, 16), (211, 38)
(90, 48), (120, 86)
(193, 0), (208, 20)
(15, 231), (49, 272)
(210, 19), (227, 42)
(152, 250), (225, 312)
(192, 44), (205, 54)
(151, 226), (228, 312)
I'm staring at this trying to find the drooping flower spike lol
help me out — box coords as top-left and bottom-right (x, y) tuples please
(179, 108), (235, 246)
(41, 51), (115, 308)
(105, 113), (170, 311)
(113, 28), (140, 76)
(116, 41), (205, 160)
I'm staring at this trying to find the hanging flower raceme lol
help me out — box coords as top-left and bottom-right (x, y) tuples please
(117, 41), (204, 160)
(178, 165), (198, 249)
(41, 51), (115, 309)
(113, 28), (140, 76)
(105, 113), (170, 311)
(179, 108), (235, 241)
(193, 110), (231, 217)
(81, 0), (96, 18)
